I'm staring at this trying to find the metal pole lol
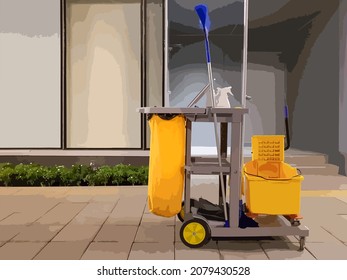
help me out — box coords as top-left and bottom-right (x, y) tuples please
(242, 0), (249, 108)
(239, 0), (249, 201)
(164, 0), (169, 106)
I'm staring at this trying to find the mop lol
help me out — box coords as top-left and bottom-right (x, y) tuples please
(194, 3), (258, 228)
(194, 4), (229, 227)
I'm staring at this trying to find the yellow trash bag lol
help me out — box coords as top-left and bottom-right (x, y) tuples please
(148, 114), (186, 217)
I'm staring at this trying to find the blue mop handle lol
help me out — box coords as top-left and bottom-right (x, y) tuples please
(203, 29), (211, 63)
(284, 105), (289, 118)
(195, 4), (211, 63)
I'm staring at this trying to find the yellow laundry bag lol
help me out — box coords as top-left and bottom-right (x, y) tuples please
(148, 115), (186, 217)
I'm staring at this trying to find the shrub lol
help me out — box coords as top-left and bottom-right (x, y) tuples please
(86, 165), (113, 186)
(111, 164), (130, 185)
(0, 166), (15, 186)
(0, 162), (149, 187)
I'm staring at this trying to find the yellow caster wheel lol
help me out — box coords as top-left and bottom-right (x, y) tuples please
(177, 202), (185, 222)
(177, 199), (197, 222)
(180, 218), (211, 248)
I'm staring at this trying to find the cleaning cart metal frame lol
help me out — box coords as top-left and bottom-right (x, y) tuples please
(138, 106), (309, 251)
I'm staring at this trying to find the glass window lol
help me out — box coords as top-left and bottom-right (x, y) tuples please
(0, 0), (61, 148)
(66, 0), (141, 148)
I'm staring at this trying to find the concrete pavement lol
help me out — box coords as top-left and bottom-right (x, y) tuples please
(0, 175), (347, 260)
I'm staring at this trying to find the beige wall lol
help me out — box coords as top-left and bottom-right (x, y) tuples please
(66, 0), (141, 148)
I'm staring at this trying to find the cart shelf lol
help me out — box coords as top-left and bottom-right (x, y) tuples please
(185, 162), (230, 174)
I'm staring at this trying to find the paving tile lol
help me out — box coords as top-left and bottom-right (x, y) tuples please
(261, 242), (315, 260)
(70, 202), (115, 226)
(301, 197), (347, 215)
(140, 213), (175, 226)
(65, 187), (119, 196)
(143, 202), (151, 214)
(82, 202), (115, 213)
(105, 213), (142, 226)
(14, 188), (48, 195)
(105, 195), (146, 225)
(81, 241), (132, 260)
(63, 188), (95, 195)
(12, 224), (63, 242)
(116, 193), (147, 209)
(36, 203), (87, 225)
(320, 215), (347, 243)
(298, 224), (341, 243)
(0, 225), (25, 242)
(91, 195), (119, 203)
(340, 214), (347, 221)
(35, 187), (70, 198)
(337, 197), (347, 204)
(118, 187), (147, 197)
(0, 195), (58, 216)
(2, 197), (60, 216)
(0, 242), (47, 260)
(52, 224), (101, 242)
(34, 241), (90, 260)
(94, 225), (138, 243)
(0, 212), (45, 226)
(63, 195), (93, 203)
(305, 242), (347, 260)
(218, 241), (268, 260)
(174, 221), (181, 243)
(90, 188), (120, 202)
(0, 210), (15, 222)
(128, 242), (174, 260)
(175, 241), (220, 260)
(0, 188), (21, 195)
(300, 213), (326, 224)
(135, 225), (174, 243)
(63, 187), (93, 202)
(0, 198), (19, 213)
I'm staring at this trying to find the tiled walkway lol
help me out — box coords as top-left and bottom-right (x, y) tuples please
(0, 180), (347, 260)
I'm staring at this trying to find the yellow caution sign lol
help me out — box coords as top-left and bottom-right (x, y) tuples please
(148, 115), (186, 217)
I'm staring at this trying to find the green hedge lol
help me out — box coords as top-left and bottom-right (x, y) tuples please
(0, 163), (148, 187)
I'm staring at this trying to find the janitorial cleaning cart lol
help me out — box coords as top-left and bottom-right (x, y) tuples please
(138, 2), (309, 250)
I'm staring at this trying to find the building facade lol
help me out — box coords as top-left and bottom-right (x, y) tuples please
(0, 0), (346, 175)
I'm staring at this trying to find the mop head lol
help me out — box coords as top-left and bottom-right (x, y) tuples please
(195, 4), (211, 32)
(194, 198), (258, 228)
(239, 211), (259, 228)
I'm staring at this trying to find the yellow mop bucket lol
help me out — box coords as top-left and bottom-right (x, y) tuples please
(243, 160), (303, 215)
(148, 114), (186, 217)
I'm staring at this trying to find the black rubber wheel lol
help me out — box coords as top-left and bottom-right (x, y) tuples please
(177, 199), (197, 223)
(291, 220), (301, 226)
(299, 237), (305, 251)
(177, 201), (185, 222)
(180, 218), (211, 248)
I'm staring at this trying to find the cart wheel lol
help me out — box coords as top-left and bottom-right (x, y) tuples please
(299, 237), (305, 251)
(177, 199), (196, 222)
(180, 218), (211, 248)
(177, 201), (185, 222)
